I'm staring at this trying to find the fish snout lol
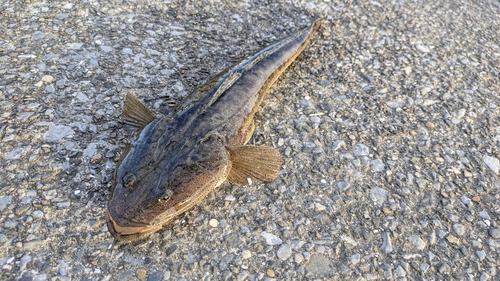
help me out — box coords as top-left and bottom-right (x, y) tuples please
(106, 211), (147, 240)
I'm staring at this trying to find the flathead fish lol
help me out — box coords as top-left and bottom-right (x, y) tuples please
(107, 19), (321, 241)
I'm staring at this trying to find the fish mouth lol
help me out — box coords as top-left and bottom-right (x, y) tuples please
(106, 211), (151, 241)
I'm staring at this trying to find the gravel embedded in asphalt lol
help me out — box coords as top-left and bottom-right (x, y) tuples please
(1, 0), (500, 280)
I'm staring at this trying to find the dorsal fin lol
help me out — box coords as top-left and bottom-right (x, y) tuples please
(122, 92), (156, 128)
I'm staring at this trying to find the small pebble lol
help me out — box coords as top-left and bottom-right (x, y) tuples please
(41, 75), (54, 82)
(266, 269), (275, 277)
(261, 232), (282, 245)
(241, 250), (251, 260)
(446, 235), (460, 244)
(370, 186), (388, 205)
(483, 155), (500, 173)
(294, 253), (304, 264)
(349, 253), (361, 265)
(438, 263), (451, 274)
(332, 140), (346, 151)
(0, 234), (8, 244)
(382, 207), (393, 215)
(208, 219), (218, 228)
(409, 234), (426, 250)
(426, 121), (435, 129)
(276, 244), (292, 260)
(453, 224), (465, 236)
(476, 250), (487, 260)
(136, 268), (147, 280)
(353, 143), (370, 156)
(489, 228), (500, 239)
(403, 66), (412, 76)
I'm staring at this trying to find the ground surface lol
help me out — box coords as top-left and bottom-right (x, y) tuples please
(1, 0), (500, 280)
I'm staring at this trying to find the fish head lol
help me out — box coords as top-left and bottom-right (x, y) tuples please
(107, 117), (230, 241)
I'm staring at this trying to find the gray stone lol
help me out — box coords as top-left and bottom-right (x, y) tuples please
(147, 271), (163, 281)
(489, 228), (500, 239)
(332, 140), (345, 151)
(0, 196), (12, 212)
(4, 147), (24, 160)
(261, 232), (282, 246)
(83, 143), (98, 157)
(58, 260), (70, 276)
(20, 255), (32, 271)
(300, 99), (310, 107)
(44, 125), (75, 141)
(121, 48), (133, 55)
(76, 92), (89, 103)
(45, 83), (55, 93)
(438, 263), (451, 274)
(381, 232), (393, 254)
(409, 234), (426, 250)
(32, 210), (44, 218)
(294, 253), (304, 264)
(0, 234), (7, 244)
(17, 112), (34, 122)
(101, 45), (113, 52)
(185, 253), (196, 264)
(340, 235), (358, 246)
(67, 42), (84, 50)
(236, 271), (248, 281)
(370, 186), (388, 204)
(480, 272), (491, 281)
(123, 255), (143, 265)
(420, 263), (429, 273)
(453, 224), (465, 236)
(416, 44), (430, 53)
(353, 143), (369, 156)
(337, 181), (350, 191)
(33, 274), (47, 281)
(33, 31), (45, 40)
(370, 159), (385, 172)
(476, 250), (486, 260)
(304, 255), (333, 277)
(483, 155), (500, 173)
(394, 265), (406, 277)
(277, 244), (292, 260)
(480, 210), (491, 220)
(348, 253), (360, 264)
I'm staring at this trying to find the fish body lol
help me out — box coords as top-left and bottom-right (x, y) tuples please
(107, 19), (321, 241)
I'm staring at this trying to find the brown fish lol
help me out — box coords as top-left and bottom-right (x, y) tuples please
(107, 19), (322, 241)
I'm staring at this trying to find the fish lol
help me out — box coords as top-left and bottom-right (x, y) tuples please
(106, 18), (322, 241)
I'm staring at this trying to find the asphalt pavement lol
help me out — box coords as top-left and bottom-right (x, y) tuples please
(1, 0), (500, 280)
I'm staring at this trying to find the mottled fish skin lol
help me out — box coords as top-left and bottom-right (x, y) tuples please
(107, 19), (321, 241)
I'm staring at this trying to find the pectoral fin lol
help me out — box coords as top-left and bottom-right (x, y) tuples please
(122, 92), (156, 128)
(226, 145), (282, 185)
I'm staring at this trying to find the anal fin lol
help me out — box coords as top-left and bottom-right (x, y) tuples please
(226, 145), (282, 185)
(122, 92), (156, 128)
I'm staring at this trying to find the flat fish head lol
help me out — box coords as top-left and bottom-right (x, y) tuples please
(107, 118), (230, 241)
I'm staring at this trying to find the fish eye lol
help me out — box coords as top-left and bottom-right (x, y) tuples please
(162, 189), (174, 201)
(122, 173), (136, 187)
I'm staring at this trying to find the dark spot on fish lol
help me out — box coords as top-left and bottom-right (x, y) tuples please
(162, 189), (174, 201)
(123, 173), (136, 187)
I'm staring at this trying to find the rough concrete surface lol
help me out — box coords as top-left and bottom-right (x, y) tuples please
(1, 0), (500, 280)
